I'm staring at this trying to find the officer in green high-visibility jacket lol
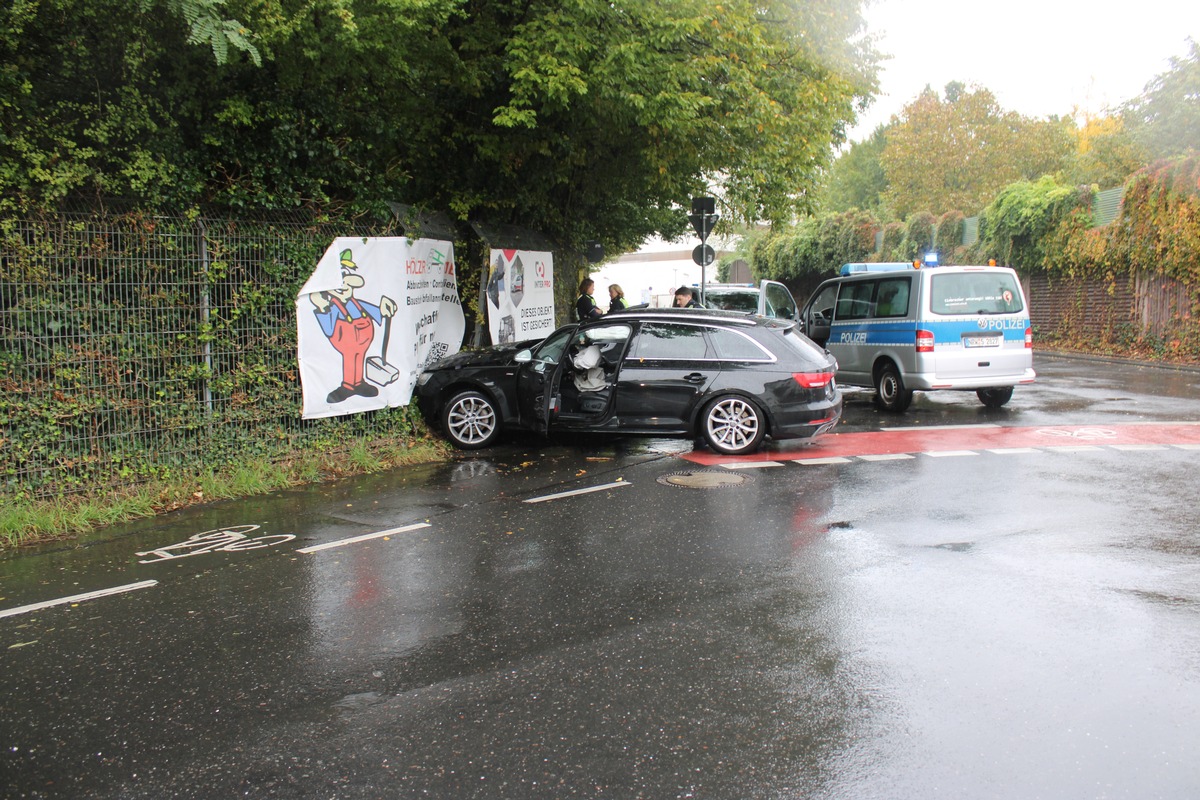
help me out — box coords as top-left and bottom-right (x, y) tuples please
(575, 278), (603, 321)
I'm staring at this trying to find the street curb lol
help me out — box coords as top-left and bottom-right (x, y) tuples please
(1037, 349), (1200, 374)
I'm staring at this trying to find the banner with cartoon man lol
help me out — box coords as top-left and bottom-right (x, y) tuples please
(297, 237), (465, 419)
(485, 249), (555, 344)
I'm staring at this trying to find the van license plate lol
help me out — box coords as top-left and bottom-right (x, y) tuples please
(963, 335), (1001, 348)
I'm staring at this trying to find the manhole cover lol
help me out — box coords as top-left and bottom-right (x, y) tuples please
(656, 470), (751, 489)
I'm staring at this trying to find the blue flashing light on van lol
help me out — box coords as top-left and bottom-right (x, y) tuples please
(839, 262), (915, 276)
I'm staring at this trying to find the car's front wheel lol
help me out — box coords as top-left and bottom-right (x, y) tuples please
(701, 395), (766, 455)
(442, 390), (500, 449)
(874, 362), (913, 412)
(977, 386), (1014, 408)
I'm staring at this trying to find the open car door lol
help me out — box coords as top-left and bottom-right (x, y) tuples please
(759, 280), (798, 320)
(515, 326), (574, 433)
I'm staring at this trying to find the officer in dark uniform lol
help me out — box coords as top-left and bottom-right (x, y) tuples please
(673, 286), (701, 308)
(607, 283), (629, 313)
(576, 278), (603, 321)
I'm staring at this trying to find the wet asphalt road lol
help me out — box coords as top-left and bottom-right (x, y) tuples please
(2, 353), (1199, 799)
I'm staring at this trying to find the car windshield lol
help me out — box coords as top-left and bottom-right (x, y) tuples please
(931, 272), (1025, 315)
(532, 327), (575, 363)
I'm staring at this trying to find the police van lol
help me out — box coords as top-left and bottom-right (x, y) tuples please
(799, 262), (1035, 411)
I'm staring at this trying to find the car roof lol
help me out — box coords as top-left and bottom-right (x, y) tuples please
(591, 306), (783, 329)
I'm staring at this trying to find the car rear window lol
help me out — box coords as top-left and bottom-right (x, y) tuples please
(780, 327), (830, 362)
(708, 327), (773, 361)
(931, 272), (1024, 315)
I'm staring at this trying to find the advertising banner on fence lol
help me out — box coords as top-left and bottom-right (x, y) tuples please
(297, 237), (465, 419)
(485, 249), (555, 345)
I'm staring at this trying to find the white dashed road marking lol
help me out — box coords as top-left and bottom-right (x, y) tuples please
(720, 461), (783, 470)
(297, 522), (432, 554)
(523, 480), (632, 504)
(0, 580), (159, 620)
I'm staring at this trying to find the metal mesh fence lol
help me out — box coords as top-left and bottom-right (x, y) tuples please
(0, 209), (422, 499)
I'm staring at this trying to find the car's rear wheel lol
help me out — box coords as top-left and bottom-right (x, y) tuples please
(874, 362), (913, 412)
(977, 386), (1014, 408)
(442, 390), (500, 449)
(701, 395), (766, 455)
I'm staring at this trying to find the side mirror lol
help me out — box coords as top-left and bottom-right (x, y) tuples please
(515, 349), (532, 363)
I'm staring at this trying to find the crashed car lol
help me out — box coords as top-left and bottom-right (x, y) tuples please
(415, 307), (840, 456)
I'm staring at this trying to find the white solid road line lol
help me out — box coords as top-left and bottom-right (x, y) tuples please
(523, 481), (632, 504)
(0, 580), (159, 620)
(297, 522), (432, 554)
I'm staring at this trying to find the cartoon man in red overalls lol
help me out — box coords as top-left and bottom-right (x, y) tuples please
(311, 249), (398, 404)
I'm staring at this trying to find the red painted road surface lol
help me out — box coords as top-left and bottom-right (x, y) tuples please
(683, 422), (1200, 466)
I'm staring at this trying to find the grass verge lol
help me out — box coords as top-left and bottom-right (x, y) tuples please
(0, 436), (453, 550)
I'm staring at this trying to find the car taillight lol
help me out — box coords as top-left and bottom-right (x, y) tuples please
(793, 372), (833, 389)
(916, 329), (935, 352)
(1025, 327), (1033, 349)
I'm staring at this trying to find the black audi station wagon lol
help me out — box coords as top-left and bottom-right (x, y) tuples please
(415, 308), (841, 456)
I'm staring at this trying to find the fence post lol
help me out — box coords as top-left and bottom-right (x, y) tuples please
(199, 219), (213, 416)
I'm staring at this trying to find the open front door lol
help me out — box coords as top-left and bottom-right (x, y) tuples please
(515, 326), (574, 433)
(760, 280), (798, 320)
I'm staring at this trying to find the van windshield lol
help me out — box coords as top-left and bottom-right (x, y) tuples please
(930, 272), (1024, 315)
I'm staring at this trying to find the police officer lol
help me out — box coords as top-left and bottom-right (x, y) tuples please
(576, 278), (603, 321)
(607, 283), (628, 313)
(673, 286), (700, 308)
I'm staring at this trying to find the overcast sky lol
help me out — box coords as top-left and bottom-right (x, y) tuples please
(847, 0), (1200, 142)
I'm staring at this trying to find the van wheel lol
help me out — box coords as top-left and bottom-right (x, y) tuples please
(442, 390), (500, 449)
(701, 395), (766, 455)
(874, 363), (913, 412)
(977, 386), (1014, 408)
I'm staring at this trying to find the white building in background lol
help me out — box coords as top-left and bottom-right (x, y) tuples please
(588, 235), (747, 308)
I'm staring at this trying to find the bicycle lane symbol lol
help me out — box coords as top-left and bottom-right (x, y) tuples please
(135, 524), (296, 564)
(1035, 427), (1119, 441)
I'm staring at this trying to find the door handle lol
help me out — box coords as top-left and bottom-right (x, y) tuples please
(683, 373), (707, 384)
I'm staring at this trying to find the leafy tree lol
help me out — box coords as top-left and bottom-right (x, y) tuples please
(1123, 39), (1200, 161)
(0, 0), (880, 259)
(820, 124), (889, 213)
(154, 0), (261, 65)
(1063, 113), (1148, 189)
(880, 84), (1073, 217)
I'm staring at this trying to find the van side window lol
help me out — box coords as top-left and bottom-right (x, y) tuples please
(835, 281), (876, 321)
(874, 277), (911, 318)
